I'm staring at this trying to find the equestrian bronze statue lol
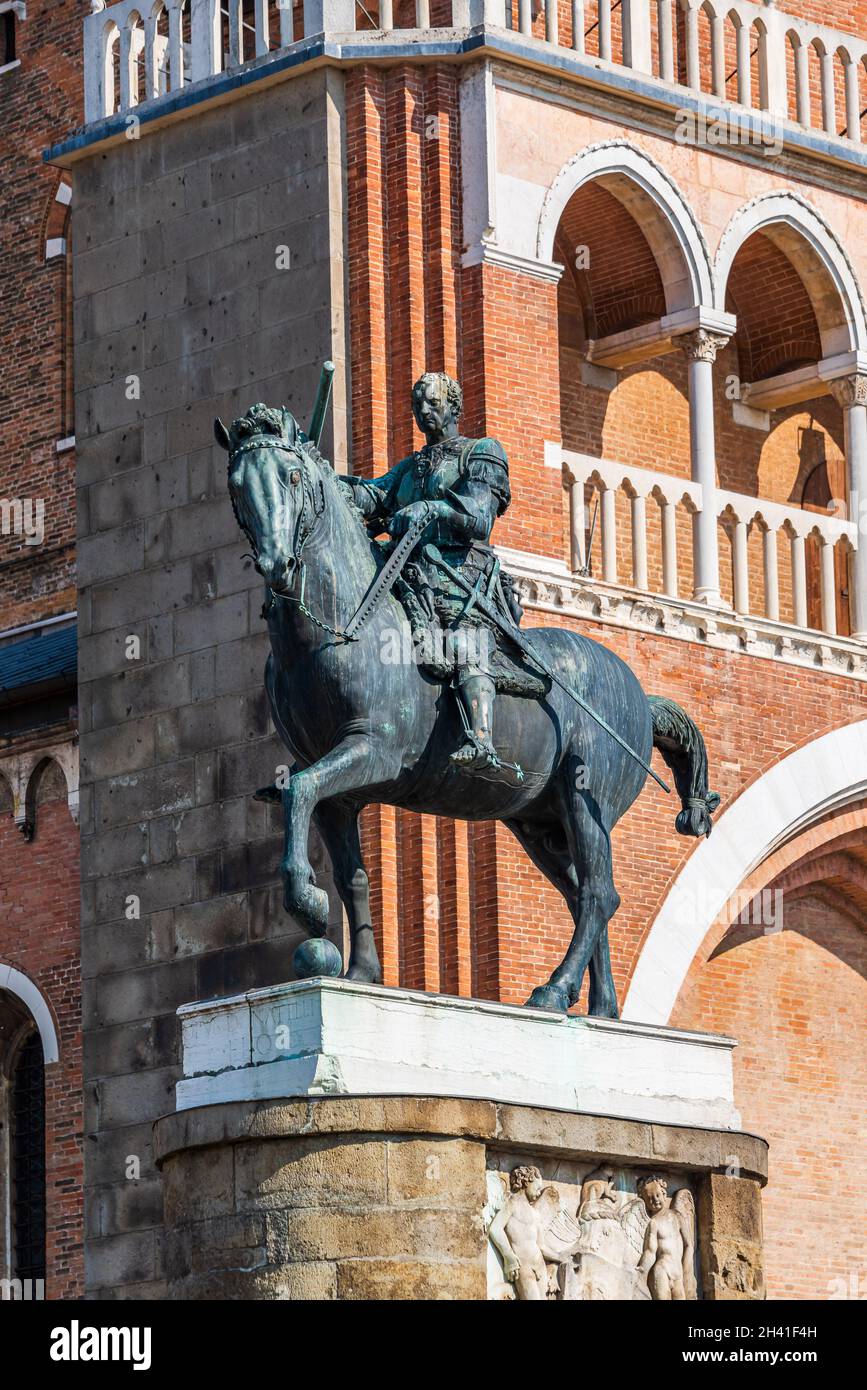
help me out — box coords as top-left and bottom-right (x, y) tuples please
(216, 368), (719, 1016)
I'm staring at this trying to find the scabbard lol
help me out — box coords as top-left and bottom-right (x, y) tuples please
(434, 558), (670, 793)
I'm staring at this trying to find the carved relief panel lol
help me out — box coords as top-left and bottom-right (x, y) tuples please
(484, 1156), (700, 1301)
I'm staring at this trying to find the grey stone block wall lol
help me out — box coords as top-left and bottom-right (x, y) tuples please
(73, 69), (348, 1297)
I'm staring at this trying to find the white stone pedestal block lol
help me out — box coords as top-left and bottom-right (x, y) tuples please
(175, 979), (741, 1130)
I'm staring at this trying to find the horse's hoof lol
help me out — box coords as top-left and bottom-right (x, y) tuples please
(345, 958), (382, 985)
(588, 1000), (619, 1020)
(285, 883), (330, 932)
(525, 983), (572, 1013)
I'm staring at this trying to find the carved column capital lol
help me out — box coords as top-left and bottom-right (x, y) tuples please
(679, 329), (731, 364)
(830, 374), (867, 409)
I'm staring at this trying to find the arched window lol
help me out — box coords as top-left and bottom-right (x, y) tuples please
(11, 1033), (46, 1285)
(0, 990), (47, 1294)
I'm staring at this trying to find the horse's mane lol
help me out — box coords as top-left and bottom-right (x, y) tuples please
(226, 403), (371, 542)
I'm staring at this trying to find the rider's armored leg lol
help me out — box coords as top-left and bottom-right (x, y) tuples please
(450, 624), (499, 770)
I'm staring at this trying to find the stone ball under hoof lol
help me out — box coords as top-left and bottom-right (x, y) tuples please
(293, 936), (343, 980)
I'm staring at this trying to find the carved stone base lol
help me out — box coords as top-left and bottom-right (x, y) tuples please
(154, 1099), (767, 1301)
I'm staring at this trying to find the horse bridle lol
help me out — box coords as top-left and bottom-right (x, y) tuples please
(227, 433), (363, 638)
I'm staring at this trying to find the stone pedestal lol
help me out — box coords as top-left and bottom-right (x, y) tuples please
(153, 981), (767, 1301)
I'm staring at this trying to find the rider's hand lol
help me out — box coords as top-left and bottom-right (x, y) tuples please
(389, 502), (437, 537)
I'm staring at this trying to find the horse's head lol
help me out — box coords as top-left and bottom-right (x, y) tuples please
(216, 403), (326, 593)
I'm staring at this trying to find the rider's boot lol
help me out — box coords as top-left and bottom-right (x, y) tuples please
(451, 672), (500, 771)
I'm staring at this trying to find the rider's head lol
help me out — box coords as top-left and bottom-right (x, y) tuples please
(412, 372), (462, 442)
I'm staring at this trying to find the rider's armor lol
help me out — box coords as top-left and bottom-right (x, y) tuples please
(345, 436), (547, 769)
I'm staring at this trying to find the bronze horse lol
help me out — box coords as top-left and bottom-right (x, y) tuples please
(217, 405), (718, 1016)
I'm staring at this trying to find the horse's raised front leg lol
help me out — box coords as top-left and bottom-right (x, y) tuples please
(313, 798), (382, 984)
(521, 768), (620, 1015)
(281, 734), (397, 935)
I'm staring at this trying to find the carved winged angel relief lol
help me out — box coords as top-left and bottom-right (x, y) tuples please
(484, 1165), (698, 1301)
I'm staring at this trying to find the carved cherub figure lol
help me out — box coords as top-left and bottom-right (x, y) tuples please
(487, 1166), (575, 1300)
(636, 1176), (697, 1301)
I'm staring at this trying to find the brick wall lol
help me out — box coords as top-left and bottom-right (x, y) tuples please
(0, 0), (80, 630)
(0, 0), (83, 1298)
(0, 794), (82, 1298)
(672, 870), (867, 1300)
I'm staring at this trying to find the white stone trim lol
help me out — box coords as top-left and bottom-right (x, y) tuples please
(622, 719), (867, 1026)
(0, 965), (59, 1065)
(176, 977), (741, 1130)
(496, 544), (867, 679)
(535, 139), (715, 312)
(45, 237), (67, 260)
(714, 192), (867, 357)
(0, 740), (79, 838)
(462, 240), (564, 282)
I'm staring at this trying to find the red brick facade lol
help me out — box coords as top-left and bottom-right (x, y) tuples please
(0, 0), (83, 1298)
(344, 44), (867, 1299)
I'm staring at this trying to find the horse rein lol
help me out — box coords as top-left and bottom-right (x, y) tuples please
(229, 434), (389, 642)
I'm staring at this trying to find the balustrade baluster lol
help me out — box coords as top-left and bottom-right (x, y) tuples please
(599, 0), (612, 61)
(661, 501), (678, 597)
(144, 16), (159, 100)
(227, 0), (244, 67)
(631, 494), (648, 590)
(820, 537), (838, 635)
(601, 487), (617, 583)
(119, 24), (134, 109)
(570, 480), (586, 573)
(252, 0), (269, 56)
(518, 0), (532, 35)
(168, 2), (184, 88)
(763, 527), (779, 621)
(795, 41), (810, 125)
(845, 58), (861, 142)
(736, 20), (751, 106)
(657, 0), (673, 82)
(732, 519), (749, 615)
(572, 0), (585, 53)
(545, 0), (558, 47)
(711, 13), (725, 98)
(820, 48), (836, 134)
(791, 534), (808, 628)
(685, 3), (699, 90)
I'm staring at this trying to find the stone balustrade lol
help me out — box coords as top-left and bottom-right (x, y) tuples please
(561, 448), (859, 639)
(83, 0), (867, 139)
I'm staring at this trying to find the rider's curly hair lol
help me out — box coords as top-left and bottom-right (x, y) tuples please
(413, 371), (463, 421)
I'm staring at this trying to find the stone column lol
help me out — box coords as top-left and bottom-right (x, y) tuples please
(832, 375), (867, 640)
(680, 329), (730, 607)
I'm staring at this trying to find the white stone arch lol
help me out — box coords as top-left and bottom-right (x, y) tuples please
(0, 965), (59, 1065)
(536, 140), (716, 313)
(714, 191), (867, 357)
(623, 719), (867, 1025)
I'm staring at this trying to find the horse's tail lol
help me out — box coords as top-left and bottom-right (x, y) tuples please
(649, 695), (720, 838)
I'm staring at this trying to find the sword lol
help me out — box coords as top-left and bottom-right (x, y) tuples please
(342, 510), (434, 642)
(432, 558), (670, 793)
